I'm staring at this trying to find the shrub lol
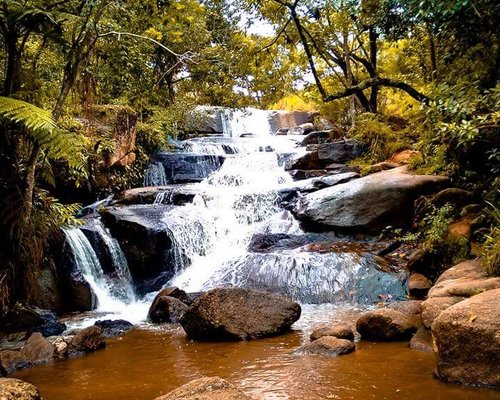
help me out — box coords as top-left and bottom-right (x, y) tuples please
(482, 201), (500, 276)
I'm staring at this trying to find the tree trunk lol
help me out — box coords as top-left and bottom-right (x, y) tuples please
(368, 27), (378, 113)
(3, 33), (21, 96)
(428, 28), (438, 82)
(21, 143), (41, 230)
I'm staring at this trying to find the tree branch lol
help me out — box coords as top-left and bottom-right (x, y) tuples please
(323, 77), (431, 105)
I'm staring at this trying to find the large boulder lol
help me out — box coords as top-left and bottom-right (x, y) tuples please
(295, 167), (449, 231)
(268, 110), (312, 133)
(408, 273), (432, 298)
(356, 308), (419, 341)
(1, 304), (65, 337)
(428, 260), (500, 298)
(69, 326), (106, 355)
(180, 288), (301, 341)
(154, 376), (253, 400)
(432, 289), (500, 387)
(19, 333), (56, 366)
(295, 336), (355, 356)
(0, 378), (43, 400)
(286, 140), (361, 170)
(420, 296), (465, 329)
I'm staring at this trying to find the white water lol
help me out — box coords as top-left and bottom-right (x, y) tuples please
(63, 228), (126, 313)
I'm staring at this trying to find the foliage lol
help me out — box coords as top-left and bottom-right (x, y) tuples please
(349, 113), (410, 163)
(482, 201), (500, 276)
(420, 205), (469, 265)
(0, 96), (83, 167)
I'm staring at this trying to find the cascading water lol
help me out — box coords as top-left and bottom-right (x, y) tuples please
(63, 227), (126, 312)
(89, 221), (136, 303)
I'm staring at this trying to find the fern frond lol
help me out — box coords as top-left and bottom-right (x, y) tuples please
(0, 96), (84, 168)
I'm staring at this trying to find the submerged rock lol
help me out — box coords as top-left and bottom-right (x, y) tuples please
(356, 308), (419, 341)
(0, 378), (43, 400)
(295, 336), (355, 356)
(94, 320), (134, 338)
(206, 252), (408, 304)
(295, 167), (449, 231)
(310, 324), (355, 342)
(155, 376), (253, 400)
(0, 351), (26, 376)
(69, 326), (106, 355)
(409, 326), (433, 353)
(180, 288), (301, 341)
(432, 289), (500, 387)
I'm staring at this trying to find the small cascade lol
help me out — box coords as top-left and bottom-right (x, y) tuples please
(90, 221), (136, 303)
(144, 162), (167, 186)
(63, 227), (125, 312)
(221, 107), (273, 138)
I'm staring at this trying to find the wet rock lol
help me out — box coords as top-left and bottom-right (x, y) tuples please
(0, 351), (25, 376)
(113, 186), (198, 206)
(1, 304), (66, 337)
(69, 326), (106, 355)
(295, 167), (449, 231)
(180, 288), (301, 341)
(388, 149), (421, 164)
(356, 308), (419, 341)
(101, 205), (183, 293)
(286, 140), (361, 170)
(429, 188), (474, 209)
(94, 320), (134, 338)
(300, 129), (344, 146)
(432, 289), (500, 387)
(30, 259), (64, 313)
(288, 123), (314, 135)
(275, 128), (289, 135)
(296, 336), (355, 356)
(148, 295), (189, 324)
(0, 378), (43, 400)
(420, 296), (465, 329)
(154, 376), (253, 400)
(152, 152), (225, 184)
(409, 326), (433, 352)
(408, 273), (432, 298)
(154, 287), (192, 305)
(19, 333), (55, 366)
(310, 324), (354, 342)
(205, 252), (408, 304)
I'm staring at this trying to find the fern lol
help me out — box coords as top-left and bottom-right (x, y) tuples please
(0, 96), (83, 168)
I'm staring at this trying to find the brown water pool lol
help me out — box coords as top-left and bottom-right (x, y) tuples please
(12, 307), (500, 400)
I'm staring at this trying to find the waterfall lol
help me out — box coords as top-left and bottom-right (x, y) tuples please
(144, 162), (167, 186)
(90, 222), (136, 303)
(221, 107), (273, 138)
(63, 227), (126, 312)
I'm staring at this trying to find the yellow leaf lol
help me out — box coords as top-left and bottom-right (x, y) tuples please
(468, 313), (477, 323)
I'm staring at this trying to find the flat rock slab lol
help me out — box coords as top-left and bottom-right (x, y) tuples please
(180, 288), (301, 341)
(296, 336), (355, 356)
(310, 324), (355, 341)
(154, 376), (253, 400)
(295, 167), (449, 231)
(432, 289), (500, 387)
